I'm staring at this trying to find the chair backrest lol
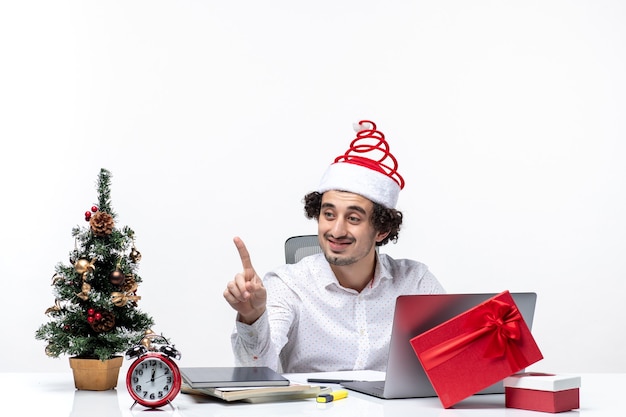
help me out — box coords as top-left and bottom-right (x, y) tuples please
(284, 235), (322, 264)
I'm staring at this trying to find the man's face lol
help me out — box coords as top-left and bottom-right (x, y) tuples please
(317, 190), (386, 266)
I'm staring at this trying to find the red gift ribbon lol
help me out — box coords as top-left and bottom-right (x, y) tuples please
(419, 298), (528, 371)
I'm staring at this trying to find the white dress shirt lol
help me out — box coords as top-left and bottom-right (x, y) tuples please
(231, 252), (445, 373)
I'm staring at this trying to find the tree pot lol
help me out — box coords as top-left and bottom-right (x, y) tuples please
(69, 356), (123, 391)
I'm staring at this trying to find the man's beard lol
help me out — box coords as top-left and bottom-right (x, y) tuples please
(324, 253), (357, 266)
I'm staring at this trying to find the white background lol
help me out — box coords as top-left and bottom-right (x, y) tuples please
(1, 1), (624, 373)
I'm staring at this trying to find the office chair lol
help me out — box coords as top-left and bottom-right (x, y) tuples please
(284, 235), (377, 264)
(284, 235), (322, 264)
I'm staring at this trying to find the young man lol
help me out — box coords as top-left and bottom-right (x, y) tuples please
(223, 120), (445, 373)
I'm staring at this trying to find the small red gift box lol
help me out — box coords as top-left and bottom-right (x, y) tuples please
(409, 290), (543, 408)
(504, 372), (581, 413)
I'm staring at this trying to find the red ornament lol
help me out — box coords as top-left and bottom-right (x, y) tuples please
(84, 206), (97, 221)
(87, 316), (94, 323)
(94, 312), (102, 321)
(87, 308), (95, 316)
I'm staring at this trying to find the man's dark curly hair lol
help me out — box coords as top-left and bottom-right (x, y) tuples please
(303, 191), (403, 246)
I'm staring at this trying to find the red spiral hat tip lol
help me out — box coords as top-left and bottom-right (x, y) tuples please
(334, 120), (404, 189)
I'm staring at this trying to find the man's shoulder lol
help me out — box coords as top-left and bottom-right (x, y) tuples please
(377, 253), (444, 293)
(378, 253), (430, 277)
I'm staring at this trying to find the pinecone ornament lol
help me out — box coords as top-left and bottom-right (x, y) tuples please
(89, 211), (114, 237)
(122, 275), (137, 292)
(90, 310), (115, 333)
(112, 275), (139, 307)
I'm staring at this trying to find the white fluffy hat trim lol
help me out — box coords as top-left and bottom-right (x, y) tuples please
(318, 162), (401, 208)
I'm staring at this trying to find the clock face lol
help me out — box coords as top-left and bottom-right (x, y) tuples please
(126, 353), (181, 408)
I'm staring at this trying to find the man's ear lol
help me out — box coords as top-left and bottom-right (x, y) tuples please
(376, 230), (390, 243)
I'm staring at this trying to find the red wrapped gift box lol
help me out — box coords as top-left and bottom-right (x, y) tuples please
(409, 290), (543, 408)
(504, 372), (581, 413)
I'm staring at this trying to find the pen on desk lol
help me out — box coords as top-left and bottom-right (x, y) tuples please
(307, 378), (355, 384)
(317, 389), (349, 403)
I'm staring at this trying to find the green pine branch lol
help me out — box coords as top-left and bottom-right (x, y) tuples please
(95, 168), (116, 218)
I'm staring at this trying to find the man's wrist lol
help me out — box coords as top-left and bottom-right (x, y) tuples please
(237, 308), (265, 325)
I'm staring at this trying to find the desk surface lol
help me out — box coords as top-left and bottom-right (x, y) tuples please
(4, 371), (621, 416)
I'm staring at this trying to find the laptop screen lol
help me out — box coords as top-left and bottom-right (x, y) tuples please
(381, 292), (537, 399)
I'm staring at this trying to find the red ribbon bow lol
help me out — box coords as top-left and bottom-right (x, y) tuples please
(419, 299), (527, 371)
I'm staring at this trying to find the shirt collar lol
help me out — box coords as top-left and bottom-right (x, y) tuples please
(323, 252), (394, 291)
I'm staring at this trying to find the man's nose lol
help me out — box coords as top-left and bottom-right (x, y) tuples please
(330, 218), (347, 237)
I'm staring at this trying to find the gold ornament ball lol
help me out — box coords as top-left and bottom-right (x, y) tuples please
(45, 344), (55, 357)
(141, 337), (152, 350)
(140, 329), (156, 350)
(130, 248), (142, 263)
(74, 259), (95, 274)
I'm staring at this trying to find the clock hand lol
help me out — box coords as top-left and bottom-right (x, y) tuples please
(152, 373), (171, 382)
(151, 368), (156, 382)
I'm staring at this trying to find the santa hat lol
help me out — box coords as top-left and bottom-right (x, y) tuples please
(318, 120), (405, 208)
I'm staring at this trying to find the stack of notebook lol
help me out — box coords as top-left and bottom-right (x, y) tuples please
(180, 366), (328, 403)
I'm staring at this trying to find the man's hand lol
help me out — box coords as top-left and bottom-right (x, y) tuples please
(223, 237), (267, 324)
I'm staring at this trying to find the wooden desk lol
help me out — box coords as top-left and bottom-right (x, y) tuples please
(4, 371), (620, 416)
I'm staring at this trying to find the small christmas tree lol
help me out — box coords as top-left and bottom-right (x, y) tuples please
(36, 168), (154, 361)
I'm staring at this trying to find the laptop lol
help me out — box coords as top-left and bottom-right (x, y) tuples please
(342, 292), (538, 399)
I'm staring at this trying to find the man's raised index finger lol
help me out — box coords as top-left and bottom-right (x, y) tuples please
(233, 236), (254, 271)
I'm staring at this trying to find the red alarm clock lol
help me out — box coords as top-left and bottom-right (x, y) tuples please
(125, 333), (182, 409)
